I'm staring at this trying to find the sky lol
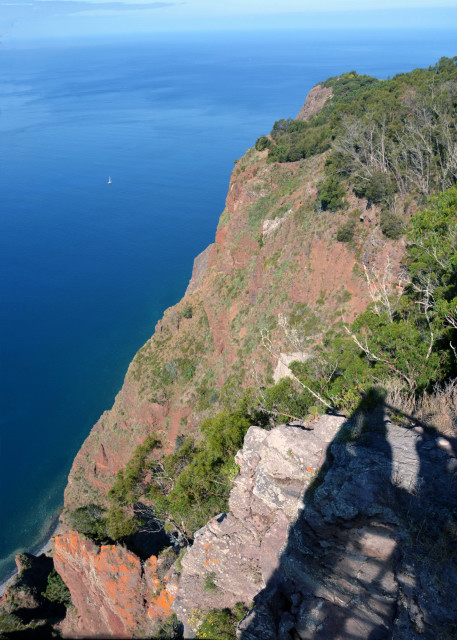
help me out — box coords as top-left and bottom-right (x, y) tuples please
(0, 0), (457, 42)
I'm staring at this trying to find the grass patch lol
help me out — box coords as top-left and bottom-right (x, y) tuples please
(204, 572), (218, 593)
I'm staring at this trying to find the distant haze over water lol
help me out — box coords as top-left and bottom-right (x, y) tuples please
(0, 28), (455, 582)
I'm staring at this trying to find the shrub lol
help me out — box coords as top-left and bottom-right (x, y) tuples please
(197, 604), (249, 640)
(318, 175), (346, 211)
(149, 411), (250, 535)
(180, 305), (193, 319)
(108, 435), (161, 506)
(204, 573), (218, 593)
(69, 504), (107, 543)
(0, 613), (28, 634)
(354, 172), (395, 205)
(336, 218), (356, 242)
(255, 135), (271, 151)
(157, 613), (183, 639)
(380, 211), (404, 239)
(105, 505), (140, 541)
(260, 377), (311, 423)
(42, 569), (72, 608)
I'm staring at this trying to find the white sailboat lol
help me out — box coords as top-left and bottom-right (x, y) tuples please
(107, 176), (112, 185)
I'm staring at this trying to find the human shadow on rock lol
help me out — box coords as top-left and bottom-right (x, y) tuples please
(238, 391), (457, 640)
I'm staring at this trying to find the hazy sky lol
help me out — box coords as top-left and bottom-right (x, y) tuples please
(1, 0), (457, 41)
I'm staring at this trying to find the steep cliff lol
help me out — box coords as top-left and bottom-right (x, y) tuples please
(53, 81), (409, 637)
(4, 60), (457, 639)
(296, 84), (333, 121)
(63, 107), (405, 515)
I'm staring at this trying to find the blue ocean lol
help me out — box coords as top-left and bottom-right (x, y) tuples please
(1, 28), (456, 583)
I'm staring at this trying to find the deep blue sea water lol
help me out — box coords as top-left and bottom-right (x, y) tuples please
(1, 28), (456, 583)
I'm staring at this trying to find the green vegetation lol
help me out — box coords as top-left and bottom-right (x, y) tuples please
(261, 58), (457, 208)
(336, 218), (356, 242)
(42, 569), (72, 608)
(318, 174), (346, 212)
(106, 435), (161, 540)
(0, 613), (37, 636)
(157, 613), (183, 639)
(69, 504), (107, 543)
(380, 211), (405, 239)
(196, 604), (249, 640)
(180, 304), (193, 319)
(353, 171), (395, 205)
(149, 410), (251, 535)
(69, 435), (161, 544)
(291, 186), (457, 412)
(254, 135), (271, 151)
(258, 378), (310, 423)
(203, 573), (218, 593)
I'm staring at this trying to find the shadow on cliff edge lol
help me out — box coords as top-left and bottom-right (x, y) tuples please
(238, 390), (457, 640)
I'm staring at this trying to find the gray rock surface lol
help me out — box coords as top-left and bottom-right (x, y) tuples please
(238, 414), (457, 640)
(296, 84), (334, 121)
(185, 244), (213, 295)
(173, 412), (457, 639)
(173, 416), (343, 635)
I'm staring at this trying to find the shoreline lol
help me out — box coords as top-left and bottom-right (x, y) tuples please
(0, 515), (61, 597)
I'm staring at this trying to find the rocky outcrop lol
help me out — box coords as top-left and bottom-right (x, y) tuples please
(0, 552), (65, 636)
(296, 84), (333, 121)
(0, 553), (53, 613)
(237, 415), (457, 640)
(53, 531), (177, 638)
(173, 416), (344, 635)
(172, 414), (457, 639)
(185, 244), (213, 296)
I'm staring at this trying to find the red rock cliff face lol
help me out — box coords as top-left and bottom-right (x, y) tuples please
(57, 87), (409, 639)
(63, 89), (406, 516)
(53, 531), (176, 638)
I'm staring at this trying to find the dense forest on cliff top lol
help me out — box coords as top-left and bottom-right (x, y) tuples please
(261, 56), (457, 201)
(68, 57), (457, 546)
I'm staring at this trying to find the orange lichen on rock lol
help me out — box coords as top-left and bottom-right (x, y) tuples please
(144, 554), (177, 622)
(144, 555), (162, 592)
(53, 531), (176, 638)
(148, 588), (174, 619)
